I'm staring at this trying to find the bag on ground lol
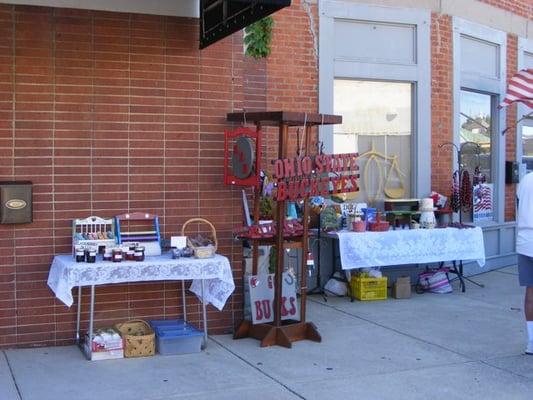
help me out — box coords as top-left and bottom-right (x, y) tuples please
(417, 268), (452, 294)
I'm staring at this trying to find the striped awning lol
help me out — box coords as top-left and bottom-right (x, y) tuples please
(499, 68), (533, 109)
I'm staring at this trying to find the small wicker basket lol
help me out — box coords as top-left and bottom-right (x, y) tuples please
(114, 319), (155, 358)
(181, 218), (218, 258)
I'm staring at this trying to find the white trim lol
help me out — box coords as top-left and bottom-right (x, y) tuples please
(517, 37), (533, 166)
(323, 1), (430, 24)
(0, 0), (199, 18)
(319, 1), (431, 198)
(452, 17), (507, 224)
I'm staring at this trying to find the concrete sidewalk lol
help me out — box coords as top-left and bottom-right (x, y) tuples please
(2, 266), (533, 400)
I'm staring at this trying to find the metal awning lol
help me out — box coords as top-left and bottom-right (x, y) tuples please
(200, 0), (291, 49)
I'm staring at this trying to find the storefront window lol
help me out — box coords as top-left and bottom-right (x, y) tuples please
(333, 79), (413, 206)
(522, 124), (533, 173)
(459, 89), (495, 222)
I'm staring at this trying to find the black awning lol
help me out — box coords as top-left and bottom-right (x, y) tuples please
(200, 0), (291, 49)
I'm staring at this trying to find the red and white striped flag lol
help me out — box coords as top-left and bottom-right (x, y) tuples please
(499, 68), (533, 109)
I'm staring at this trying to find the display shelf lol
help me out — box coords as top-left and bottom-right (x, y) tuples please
(115, 212), (162, 256)
(72, 215), (116, 253)
(228, 111), (341, 348)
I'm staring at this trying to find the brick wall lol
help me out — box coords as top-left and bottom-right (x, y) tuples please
(478, 0), (532, 19)
(505, 34), (518, 222)
(430, 13), (454, 197)
(0, 5), (244, 348)
(264, 0), (319, 161)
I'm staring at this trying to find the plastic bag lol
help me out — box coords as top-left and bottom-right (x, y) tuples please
(324, 272), (348, 296)
(417, 268), (452, 294)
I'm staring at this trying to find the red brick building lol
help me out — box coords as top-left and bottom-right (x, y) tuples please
(0, 0), (531, 348)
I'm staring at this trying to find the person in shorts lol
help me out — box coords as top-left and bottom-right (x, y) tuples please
(517, 171), (533, 354)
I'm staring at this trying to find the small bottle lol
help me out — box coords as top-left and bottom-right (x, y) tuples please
(126, 250), (135, 261)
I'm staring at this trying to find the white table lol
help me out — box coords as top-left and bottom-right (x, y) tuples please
(47, 254), (235, 358)
(337, 227), (485, 269)
(322, 227), (485, 293)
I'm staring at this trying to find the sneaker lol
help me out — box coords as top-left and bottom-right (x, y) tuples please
(526, 342), (533, 355)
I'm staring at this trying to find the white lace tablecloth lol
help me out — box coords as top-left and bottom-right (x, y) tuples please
(337, 227), (485, 270)
(47, 254), (235, 310)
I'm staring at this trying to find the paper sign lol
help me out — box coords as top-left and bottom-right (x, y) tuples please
(473, 183), (494, 222)
(248, 272), (299, 324)
(171, 236), (187, 249)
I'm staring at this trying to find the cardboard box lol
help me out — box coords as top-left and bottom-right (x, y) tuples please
(83, 328), (124, 361)
(393, 276), (411, 299)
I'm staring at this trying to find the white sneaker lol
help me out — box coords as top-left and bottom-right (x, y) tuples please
(526, 342), (533, 355)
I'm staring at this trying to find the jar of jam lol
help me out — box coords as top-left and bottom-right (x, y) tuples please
(75, 249), (85, 263)
(112, 248), (123, 263)
(134, 246), (145, 262)
(103, 250), (112, 262)
(125, 250), (135, 261)
(86, 249), (97, 263)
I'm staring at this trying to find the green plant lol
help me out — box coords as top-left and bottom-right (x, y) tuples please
(259, 196), (273, 219)
(244, 16), (274, 59)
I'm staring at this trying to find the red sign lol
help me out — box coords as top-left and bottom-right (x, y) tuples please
(272, 153), (359, 201)
(224, 127), (262, 187)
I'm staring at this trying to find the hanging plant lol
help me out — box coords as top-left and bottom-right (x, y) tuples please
(244, 16), (274, 59)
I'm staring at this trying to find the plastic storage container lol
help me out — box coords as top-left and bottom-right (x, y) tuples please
(155, 325), (203, 355)
(350, 275), (388, 301)
(149, 319), (186, 331)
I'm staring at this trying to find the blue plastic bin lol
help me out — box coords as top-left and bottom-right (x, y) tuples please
(148, 319), (185, 331)
(155, 325), (203, 355)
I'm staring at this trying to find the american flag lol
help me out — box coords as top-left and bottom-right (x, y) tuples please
(474, 185), (492, 212)
(499, 68), (533, 109)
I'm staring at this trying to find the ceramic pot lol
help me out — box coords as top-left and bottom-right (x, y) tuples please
(352, 220), (366, 232)
(419, 211), (436, 229)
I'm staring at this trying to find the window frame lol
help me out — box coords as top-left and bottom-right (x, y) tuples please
(452, 17), (507, 225)
(319, 1), (431, 199)
(333, 78), (416, 202)
(517, 37), (533, 176)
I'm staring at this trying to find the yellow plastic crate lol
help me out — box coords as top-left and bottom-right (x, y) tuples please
(350, 276), (388, 301)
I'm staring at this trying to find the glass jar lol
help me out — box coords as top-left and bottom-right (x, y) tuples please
(134, 246), (145, 261)
(125, 250), (135, 261)
(103, 250), (112, 262)
(86, 249), (97, 263)
(112, 248), (123, 263)
(75, 249), (85, 263)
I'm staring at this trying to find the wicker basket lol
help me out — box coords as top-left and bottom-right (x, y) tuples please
(114, 319), (155, 358)
(181, 218), (218, 258)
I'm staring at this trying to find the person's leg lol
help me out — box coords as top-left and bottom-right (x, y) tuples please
(525, 287), (533, 320)
(518, 255), (533, 354)
(525, 287), (533, 354)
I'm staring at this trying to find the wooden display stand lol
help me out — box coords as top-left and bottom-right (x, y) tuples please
(227, 111), (342, 348)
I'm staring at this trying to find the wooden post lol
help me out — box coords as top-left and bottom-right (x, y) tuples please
(274, 122), (289, 327)
(251, 121), (262, 276)
(299, 124), (312, 323)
